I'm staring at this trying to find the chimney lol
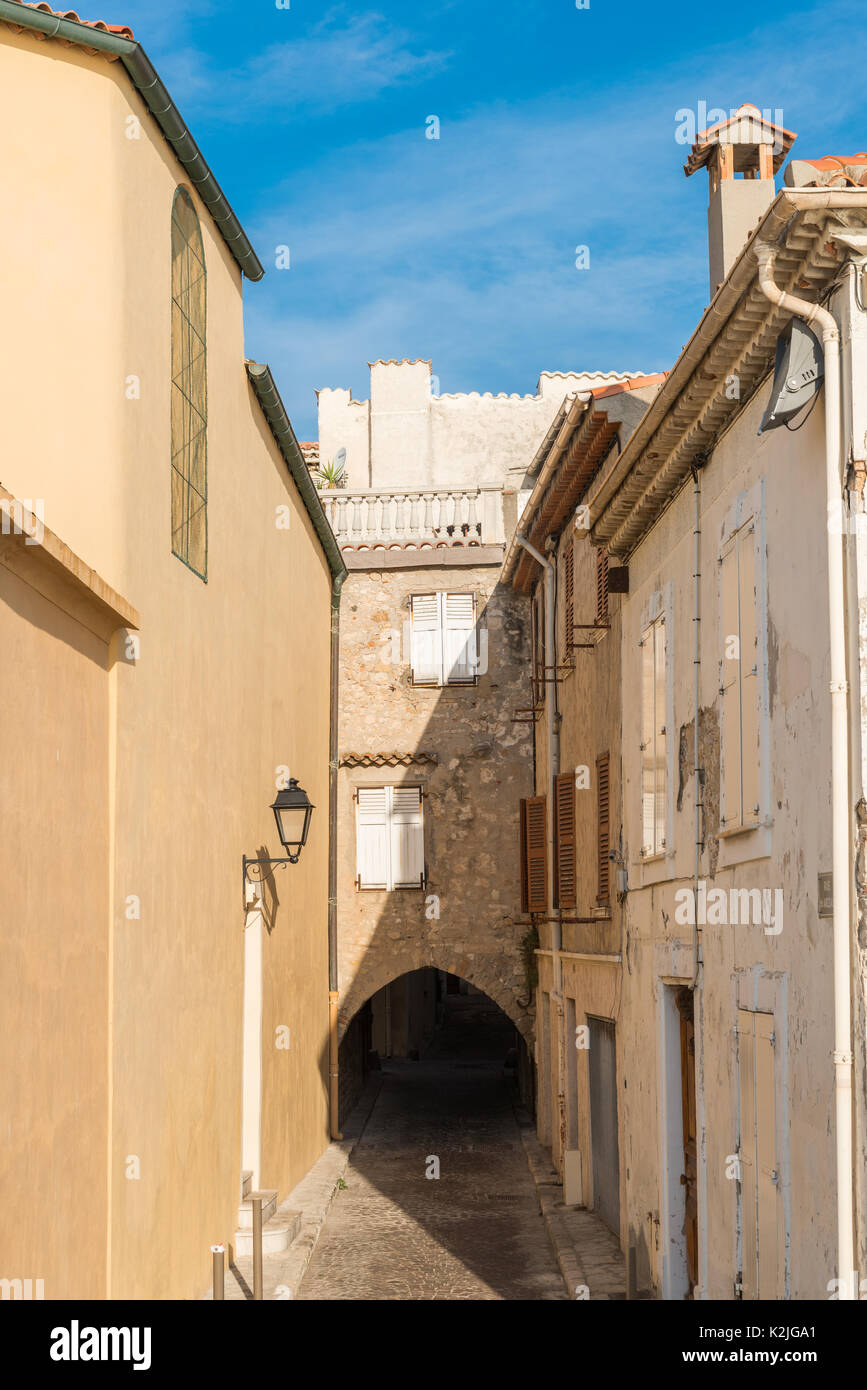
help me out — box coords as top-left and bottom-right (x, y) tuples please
(684, 104), (797, 297)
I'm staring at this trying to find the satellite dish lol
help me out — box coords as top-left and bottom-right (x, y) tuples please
(334, 447), (347, 469)
(759, 317), (823, 432)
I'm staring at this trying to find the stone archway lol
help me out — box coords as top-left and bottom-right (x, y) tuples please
(338, 945), (534, 1044)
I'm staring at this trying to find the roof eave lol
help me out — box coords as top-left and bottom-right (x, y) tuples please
(589, 188), (867, 558)
(246, 362), (347, 584)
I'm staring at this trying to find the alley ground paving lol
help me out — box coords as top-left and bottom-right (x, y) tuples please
(298, 996), (567, 1300)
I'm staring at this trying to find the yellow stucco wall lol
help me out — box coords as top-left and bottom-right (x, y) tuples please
(0, 567), (112, 1299)
(0, 27), (332, 1299)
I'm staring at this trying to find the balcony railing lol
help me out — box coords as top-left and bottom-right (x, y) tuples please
(319, 486), (505, 552)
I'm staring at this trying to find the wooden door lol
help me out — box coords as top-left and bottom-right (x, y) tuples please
(676, 987), (698, 1296)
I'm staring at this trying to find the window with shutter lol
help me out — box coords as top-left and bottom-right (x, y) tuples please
(410, 593), (478, 686)
(564, 540), (574, 655)
(356, 787), (389, 889)
(596, 753), (610, 906)
(356, 785), (424, 890)
(596, 548), (609, 626)
(555, 773), (576, 909)
(519, 799), (529, 913)
(640, 612), (667, 856)
(443, 593), (477, 684)
(737, 1009), (779, 1300)
(720, 520), (760, 830)
(523, 796), (547, 912)
(410, 594), (441, 686)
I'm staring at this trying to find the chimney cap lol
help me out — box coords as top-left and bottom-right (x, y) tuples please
(684, 104), (797, 178)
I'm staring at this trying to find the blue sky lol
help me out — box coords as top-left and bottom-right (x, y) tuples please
(119, 0), (867, 439)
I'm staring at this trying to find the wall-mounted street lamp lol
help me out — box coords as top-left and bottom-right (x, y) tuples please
(243, 778), (315, 902)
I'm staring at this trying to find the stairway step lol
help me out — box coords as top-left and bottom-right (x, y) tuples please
(240, 1170), (253, 1202)
(237, 1189), (278, 1228)
(234, 1211), (301, 1258)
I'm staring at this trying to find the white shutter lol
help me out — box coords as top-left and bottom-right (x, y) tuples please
(356, 787), (389, 889)
(443, 593), (477, 684)
(738, 525), (759, 824)
(738, 1010), (778, 1300)
(720, 540), (742, 827)
(653, 616), (667, 853)
(754, 1013), (779, 1299)
(390, 786), (424, 888)
(640, 629), (655, 854)
(410, 594), (441, 685)
(737, 1009), (758, 1300)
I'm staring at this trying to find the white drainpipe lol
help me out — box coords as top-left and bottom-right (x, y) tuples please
(516, 534), (567, 1168)
(755, 241), (855, 1299)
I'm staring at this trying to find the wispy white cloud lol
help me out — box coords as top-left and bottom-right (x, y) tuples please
(244, 0), (867, 435)
(151, 7), (450, 120)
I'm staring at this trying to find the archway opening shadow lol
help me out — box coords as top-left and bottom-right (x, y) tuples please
(298, 979), (566, 1301)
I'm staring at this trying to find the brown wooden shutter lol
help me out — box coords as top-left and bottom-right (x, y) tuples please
(555, 772), (576, 909)
(596, 752), (610, 905)
(596, 548), (609, 626)
(523, 795), (547, 913)
(564, 539), (574, 652)
(519, 798), (529, 913)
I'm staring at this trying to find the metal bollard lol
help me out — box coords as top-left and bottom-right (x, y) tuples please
(252, 1196), (264, 1301)
(211, 1244), (225, 1301)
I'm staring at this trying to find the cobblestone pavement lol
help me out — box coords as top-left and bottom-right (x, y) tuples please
(298, 996), (567, 1300)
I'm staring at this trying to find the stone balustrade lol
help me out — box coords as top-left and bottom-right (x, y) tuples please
(319, 486), (505, 552)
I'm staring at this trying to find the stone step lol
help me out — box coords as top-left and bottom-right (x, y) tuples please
(237, 1190), (278, 1228)
(234, 1210), (301, 1259)
(240, 1170), (253, 1202)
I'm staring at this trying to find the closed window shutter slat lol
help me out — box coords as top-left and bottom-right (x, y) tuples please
(556, 773), (576, 909)
(737, 1009), (758, 1300)
(596, 549), (609, 626)
(444, 592), (477, 684)
(720, 541), (742, 826)
(754, 1012), (778, 1298)
(738, 528), (759, 822)
(565, 540), (574, 652)
(524, 795), (547, 913)
(410, 594), (441, 685)
(519, 798), (529, 913)
(596, 753), (610, 905)
(653, 617), (667, 853)
(356, 787), (389, 888)
(640, 630), (655, 854)
(391, 786), (424, 887)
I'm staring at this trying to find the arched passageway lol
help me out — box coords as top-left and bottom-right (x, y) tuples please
(297, 970), (564, 1301)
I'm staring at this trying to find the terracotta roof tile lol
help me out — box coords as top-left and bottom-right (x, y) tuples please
(591, 372), (667, 401)
(10, 1), (133, 40)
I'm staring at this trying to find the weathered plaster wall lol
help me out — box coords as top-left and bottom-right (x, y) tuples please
(335, 563), (535, 1040)
(615, 379), (835, 1298)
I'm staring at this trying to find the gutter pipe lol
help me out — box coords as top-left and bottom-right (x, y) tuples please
(245, 363), (348, 1141)
(0, 0), (264, 281)
(516, 534), (567, 1169)
(755, 241), (855, 1300)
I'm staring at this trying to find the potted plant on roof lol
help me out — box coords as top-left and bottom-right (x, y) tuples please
(313, 447), (347, 490)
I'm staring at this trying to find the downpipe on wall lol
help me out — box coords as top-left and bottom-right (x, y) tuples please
(516, 534), (567, 1169)
(755, 241), (856, 1299)
(328, 572), (345, 1140)
(690, 458), (710, 1299)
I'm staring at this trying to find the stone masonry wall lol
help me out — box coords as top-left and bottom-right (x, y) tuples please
(335, 561), (535, 1041)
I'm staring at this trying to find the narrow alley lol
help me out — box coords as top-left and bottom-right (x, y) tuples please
(298, 995), (566, 1300)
